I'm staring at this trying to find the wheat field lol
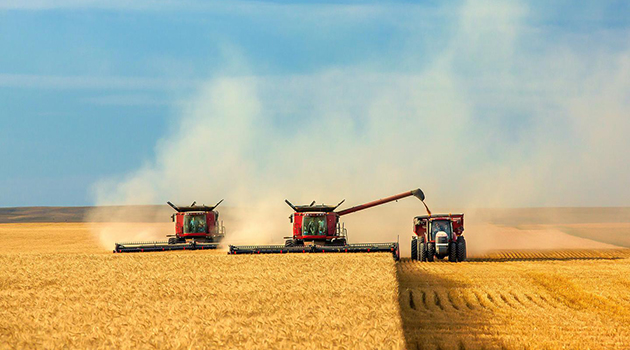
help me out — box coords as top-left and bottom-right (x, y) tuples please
(398, 252), (630, 349)
(0, 223), (404, 349)
(2, 222), (630, 349)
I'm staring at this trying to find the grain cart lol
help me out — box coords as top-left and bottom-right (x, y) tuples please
(228, 188), (427, 260)
(411, 213), (466, 262)
(113, 200), (226, 253)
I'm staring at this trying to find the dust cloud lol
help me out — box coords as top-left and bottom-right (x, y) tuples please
(88, 0), (630, 253)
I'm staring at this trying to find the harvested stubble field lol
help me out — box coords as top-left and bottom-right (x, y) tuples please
(1, 222), (630, 349)
(398, 250), (630, 349)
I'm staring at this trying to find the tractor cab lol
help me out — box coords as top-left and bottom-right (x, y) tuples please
(168, 200), (226, 244)
(183, 213), (209, 234)
(429, 219), (453, 241)
(285, 200), (347, 246)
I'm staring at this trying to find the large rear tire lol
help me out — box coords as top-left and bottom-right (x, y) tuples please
(168, 237), (177, 245)
(457, 236), (467, 262)
(419, 241), (427, 262)
(427, 243), (435, 262)
(411, 237), (418, 260)
(284, 239), (294, 247)
(448, 242), (457, 262)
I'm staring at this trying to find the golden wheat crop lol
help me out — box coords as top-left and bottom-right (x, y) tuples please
(0, 223), (405, 349)
(2, 223), (630, 349)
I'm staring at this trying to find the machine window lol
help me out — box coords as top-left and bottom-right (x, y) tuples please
(184, 214), (207, 234)
(430, 220), (451, 240)
(302, 216), (328, 236)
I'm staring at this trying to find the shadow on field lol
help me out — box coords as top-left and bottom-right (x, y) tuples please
(396, 259), (503, 350)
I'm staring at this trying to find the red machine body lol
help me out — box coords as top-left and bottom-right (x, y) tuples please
(413, 213), (464, 240)
(173, 210), (221, 241)
(291, 212), (340, 243)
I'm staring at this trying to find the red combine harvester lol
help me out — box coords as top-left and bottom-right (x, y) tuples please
(411, 213), (466, 262)
(228, 189), (426, 260)
(113, 200), (226, 253)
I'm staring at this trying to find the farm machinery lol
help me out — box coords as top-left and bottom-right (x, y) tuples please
(228, 188), (427, 259)
(113, 200), (226, 253)
(411, 213), (466, 262)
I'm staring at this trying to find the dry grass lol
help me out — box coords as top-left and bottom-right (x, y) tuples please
(0, 223), (404, 349)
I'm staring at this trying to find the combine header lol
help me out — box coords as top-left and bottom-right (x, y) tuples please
(113, 200), (226, 253)
(229, 188), (427, 259)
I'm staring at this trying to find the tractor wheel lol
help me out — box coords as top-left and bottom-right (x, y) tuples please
(427, 243), (435, 262)
(168, 238), (177, 245)
(284, 239), (294, 247)
(419, 242), (427, 262)
(457, 236), (467, 262)
(448, 242), (458, 262)
(411, 238), (418, 261)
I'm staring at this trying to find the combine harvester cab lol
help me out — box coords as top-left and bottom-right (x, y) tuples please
(411, 213), (466, 262)
(113, 200), (226, 253)
(229, 188), (427, 260)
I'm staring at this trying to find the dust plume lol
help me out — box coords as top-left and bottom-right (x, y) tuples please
(88, 0), (630, 254)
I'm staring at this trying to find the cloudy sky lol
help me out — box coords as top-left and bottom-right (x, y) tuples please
(1, 0), (629, 208)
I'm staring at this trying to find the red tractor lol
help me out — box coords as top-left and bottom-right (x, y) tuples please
(229, 188), (426, 259)
(411, 213), (466, 262)
(113, 200), (226, 253)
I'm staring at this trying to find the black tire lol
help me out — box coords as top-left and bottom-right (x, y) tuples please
(419, 242), (426, 262)
(457, 236), (467, 262)
(168, 238), (177, 245)
(284, 239), (294, 247)
(448, 242), (457, 262)
(427, 243), (435, 262)
(411, 238), (418, 260)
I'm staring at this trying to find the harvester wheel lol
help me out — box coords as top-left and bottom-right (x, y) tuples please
(411, 238), (418, 261)
(448, 242), (457, 262)
(284, 240), (294, 247)
(419, 242), (427, 262)
(168, 238), (177, 245)
(457, 236), (467, 262)
(427, 243), (435, 262)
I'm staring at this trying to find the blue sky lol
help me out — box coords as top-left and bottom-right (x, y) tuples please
(1, 1), (630, 207)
